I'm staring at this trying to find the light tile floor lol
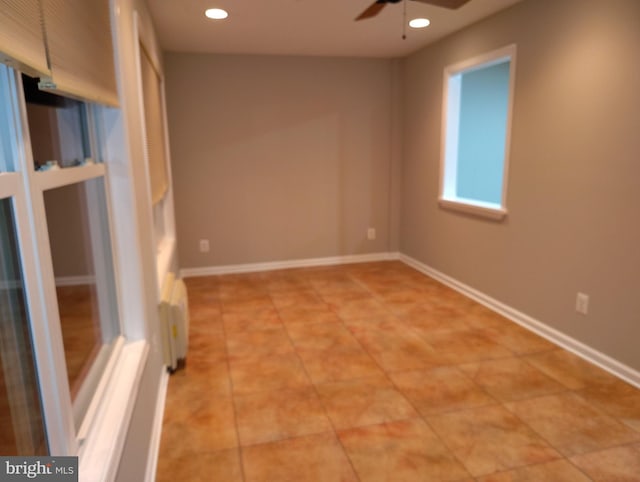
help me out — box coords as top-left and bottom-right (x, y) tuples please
(156, 261), (640, 481)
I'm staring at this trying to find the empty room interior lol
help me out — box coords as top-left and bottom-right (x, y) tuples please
(0, 0), (639, 481)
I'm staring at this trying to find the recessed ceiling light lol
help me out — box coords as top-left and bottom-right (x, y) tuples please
(205, 8), (228, 20)
(409, 18), (430, 29)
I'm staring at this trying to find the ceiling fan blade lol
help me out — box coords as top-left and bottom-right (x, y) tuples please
(411, 0), (472, 9)
(355, 1), (387, 21)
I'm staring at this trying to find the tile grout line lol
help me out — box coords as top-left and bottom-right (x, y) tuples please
(217, 278), (248, 482)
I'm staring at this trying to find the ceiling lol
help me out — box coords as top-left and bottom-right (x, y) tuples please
(147, 0), (522, 58)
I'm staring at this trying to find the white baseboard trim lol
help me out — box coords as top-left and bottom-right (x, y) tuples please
(144, 369), (170, 482)
(181, 252), (401, 278)
(399, 253), (640, 389)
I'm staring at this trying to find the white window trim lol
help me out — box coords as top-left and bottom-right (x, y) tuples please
(78, 339), (148, 482)
(0, 172), (21, 193)
(438, 44), (517, 221)
(438, 198), (506, 221)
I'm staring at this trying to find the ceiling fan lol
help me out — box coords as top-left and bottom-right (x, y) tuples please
(356, 0), (472, 21)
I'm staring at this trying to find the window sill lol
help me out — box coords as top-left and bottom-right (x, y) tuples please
(438, 198), (507, 221)
(78, 339), (149, 482)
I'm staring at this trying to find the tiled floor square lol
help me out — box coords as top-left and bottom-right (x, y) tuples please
(222, 295), (274, 313)
(427, 404), (560, 476)
(475, 459), (591, 482)
(229, 353), (311, 394)
(331, 297), (390, 321)
(222, 308), (283, 333)
(505, 392), (640, 456)
(242, 432), (357, 482)
(263, 275), (311, 293)
(338, 419), (471, 481)
(234, 387), (332, 446)
(421, 328), (513, 364)
(225, 326), (294, 361)
(389, 366), (496, 416)
(574, 377), (640, 432)
(569, 444), (640, 482)
(316, 376), (418, 429)
(156, 449), (243, 482)
(286, 321), (362, 353)
(476, 324), (556, 355)
(277, 306), (342, 325)
(166, 360), (231, 398)
(524, 349), (616, 389)
(459, 357), (566, 402)
(296, 347), (384, 383)
(269, 290), (328, 311)
(398, 306), (469, 335)
(309, 277), (367, 296)
(348, 321), (442, 372)
(188, 303), (222, 324)
(186, 333), (227, 362)
(160, 395), (238, 456)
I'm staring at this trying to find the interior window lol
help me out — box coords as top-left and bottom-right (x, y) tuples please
(440, 45), (516, 220)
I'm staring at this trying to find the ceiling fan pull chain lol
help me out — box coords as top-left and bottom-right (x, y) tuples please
(402, 0), (407, 39)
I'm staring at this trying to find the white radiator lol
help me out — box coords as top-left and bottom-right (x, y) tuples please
(159, 273), (190, 372)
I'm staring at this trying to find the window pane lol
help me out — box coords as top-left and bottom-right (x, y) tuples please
(42, 178), (119, 429)
(456, 61), (510, 204)
(22, 74), (93, 170)
(0, 197), (47, 455)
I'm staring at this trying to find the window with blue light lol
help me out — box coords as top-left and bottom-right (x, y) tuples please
(440, 45), (516, 220)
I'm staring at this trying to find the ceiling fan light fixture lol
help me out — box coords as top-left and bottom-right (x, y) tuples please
(205, 8), (228, 20)
(409, 18), (431, 29)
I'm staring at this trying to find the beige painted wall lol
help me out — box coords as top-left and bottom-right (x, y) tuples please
(165, 53), (398, 268)
(401, 0), (640, 370)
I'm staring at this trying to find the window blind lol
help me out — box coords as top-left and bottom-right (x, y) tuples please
(140, 44), (168, 205)
(0, 0), (50, 76)
(39, 0), (119, 107)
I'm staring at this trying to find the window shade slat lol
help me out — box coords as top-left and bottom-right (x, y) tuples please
(40, 0), (118, 107)
(140, 45), (168, 204)
(0, 0), (50, 76)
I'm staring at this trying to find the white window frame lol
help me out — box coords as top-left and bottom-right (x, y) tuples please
(438, 44), (517, 221)
(1, 63), (149, 481)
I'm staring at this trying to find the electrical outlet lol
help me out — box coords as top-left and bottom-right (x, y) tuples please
(367, 228), (376, 240)
(576, 292), (589, 315)
(199, 239), (210, 253)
